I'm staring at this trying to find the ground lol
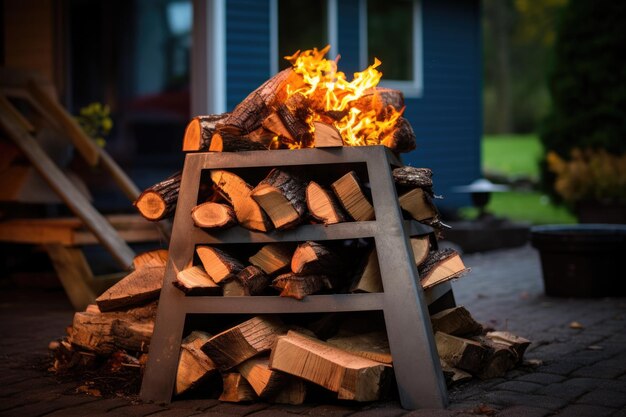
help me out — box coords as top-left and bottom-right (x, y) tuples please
(1, 244), (625, 417)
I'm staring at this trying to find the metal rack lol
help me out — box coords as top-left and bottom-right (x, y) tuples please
(140, 146), (451, 409)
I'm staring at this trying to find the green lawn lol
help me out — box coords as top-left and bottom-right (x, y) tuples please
(461, 134), (577, 225)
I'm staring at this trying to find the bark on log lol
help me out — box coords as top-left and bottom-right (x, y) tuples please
(134, 171), (181, 221)
(250, 168), (308, 230)
(382, 118), (416, 154)
(236, 265), (270, 295)
(208, 132), (268, 152)
(196, 246), (245, 284)
(276, 103), (313, 148)
(220, 68), (304, 134)
(211, 170), (273, 232)
(306, 181), (349, 225)
(201, 316), (285, 370)
(472, 335), (518, 380)
(485, 331), (530, 364)
(435, 332), (489, 374)
(269, 330), (387, 401)
(95, 266), (165, 312)
(352, 87), (405, 115)
(392, 166), (433, 190)
(291, 241), (341, 276)
(191, 202), (238, 230)
(176, 331), (217, 395)
(331, 171), (375, 221)
(272, 272), (332, 300)
(183, 113), (230, 152)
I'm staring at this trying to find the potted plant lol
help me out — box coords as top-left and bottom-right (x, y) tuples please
(545, 148), (626, 223)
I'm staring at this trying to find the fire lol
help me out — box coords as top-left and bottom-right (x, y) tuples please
(285, 45), (404, 147)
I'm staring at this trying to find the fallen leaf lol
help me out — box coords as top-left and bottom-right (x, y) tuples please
(76, 385), (102, 397)
(523, 358), (543, 367)
(587, 345), (604, 351)
(472, 403), (498, 416)
(569, 321), (584, 329)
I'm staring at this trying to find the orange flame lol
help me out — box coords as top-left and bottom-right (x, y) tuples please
(285, 45), (403, 147)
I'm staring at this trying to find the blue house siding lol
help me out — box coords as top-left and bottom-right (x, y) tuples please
(402, 0), (482, 209)
(226, 0), (272, 110)
(224, 0), (481, 209)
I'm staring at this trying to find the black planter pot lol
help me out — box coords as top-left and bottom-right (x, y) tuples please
(530, 224), (626, 297)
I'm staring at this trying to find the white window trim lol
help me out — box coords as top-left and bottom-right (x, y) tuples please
(270, 0), (338, 76)
(359, 0), (423, 98)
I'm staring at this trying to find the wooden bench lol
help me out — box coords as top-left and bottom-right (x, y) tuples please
(0, 214), (164, 310)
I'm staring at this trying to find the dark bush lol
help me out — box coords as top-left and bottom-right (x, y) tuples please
(540, 0), (626, 197)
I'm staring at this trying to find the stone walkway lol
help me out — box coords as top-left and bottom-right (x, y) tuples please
(1, 245), (625, 417)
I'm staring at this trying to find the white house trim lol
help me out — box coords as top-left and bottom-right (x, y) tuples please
(191, 0), (226, 115)
(359, 0), (423, 98)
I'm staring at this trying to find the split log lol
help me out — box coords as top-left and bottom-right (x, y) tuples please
(272, 272), (332, 300)
(236, 265), (270, 295)
(291, 241), (341, 276)
(440, 359), (472, 386)
(306, 181), (348, 225)
(430, 306), (483, 337)
(220, 68), (304, 135)
(201, 316), (285, 370)
(382, 117), (416, 154)
(95, 266), (165, 312)
(331, 171), (375, 221)
(398, 187), (438, 222)
(250, 168), (308, 230)
(326, 331), (392, 365)
(237, 357), (286, 398)
(418, 249), (470, 290)
(211, 170), (273, 232)
(68, 302), (156, 354)
(276, 103), (313, 148)
(410, 235), (431, 266)
(269, 330), (387, 401)
(352, 87), (405, 115)
(219, 373), (258, 402)
(222, 279), (248, 297)
(351, 237), (428, 293)
(134, 171), (181, 221)
(262, 112), (294, 141)
(132, 249), (168, 270)
(182, 113), (230, 151)
(248, 243), (294, 275)
(176, 331), (217, 395)
(435, 332), (488, 374)
(350, 249), (382, 293)
(313, 121), (343, 147)
(196, 246), (244, 284)
(191, 202), (237, 230)
(472, 335), (518, 380)
(392, 166), (433, 192)
(485, 331), (530, 364)
(174, 265), (221, 295)
(208, 132), (268, 152)
(247, 127), (277, 148)
(270, 378), (307, 405)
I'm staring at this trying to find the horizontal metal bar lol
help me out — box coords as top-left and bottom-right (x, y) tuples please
(182, 293), (385, 314)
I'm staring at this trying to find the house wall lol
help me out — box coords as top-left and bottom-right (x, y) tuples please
(225, 0), (481, 210)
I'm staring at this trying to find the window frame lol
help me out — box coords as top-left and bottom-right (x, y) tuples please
(359, 0), (423, 98)
(270, 0), (338, 75)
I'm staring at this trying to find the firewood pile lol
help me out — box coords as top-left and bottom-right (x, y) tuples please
(49, 46), (531, 403)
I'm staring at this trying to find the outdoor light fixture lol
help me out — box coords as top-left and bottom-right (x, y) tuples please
(453, 178), (509, 218)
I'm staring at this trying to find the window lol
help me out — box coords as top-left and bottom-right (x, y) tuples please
(272, 0), (336, 73)
(361, 0), (423, 97)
